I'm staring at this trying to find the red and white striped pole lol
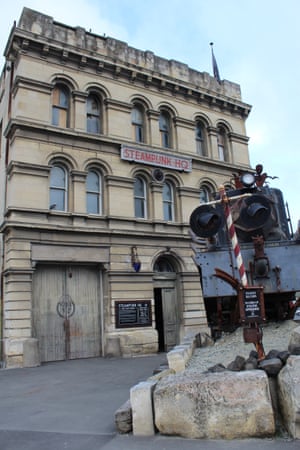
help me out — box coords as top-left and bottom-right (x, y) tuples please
(219, 185), (265, 359)
(219, 185), (248, 287)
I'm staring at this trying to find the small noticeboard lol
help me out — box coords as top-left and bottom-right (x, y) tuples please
(238, 286), (265, 324)
(115, 301), (152, 328)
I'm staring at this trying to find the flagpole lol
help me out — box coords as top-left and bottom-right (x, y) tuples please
(210, 42), (221, 83)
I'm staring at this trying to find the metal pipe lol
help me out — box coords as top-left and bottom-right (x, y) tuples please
(201, 192), (252, 207)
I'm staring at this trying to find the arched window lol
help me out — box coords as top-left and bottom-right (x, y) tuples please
(49, 165), (68, 211)
(52, 84), (70, 127)
(159, 111), (171, 148)
(217, 126), (228, 161)
(195, 122), (207, 156)
(154, 256), (175, 272)
(163, 181), (175, 221)
(131, 105), (144, 143)
(86, 170), (102, 214)
(199, 184), (214, 203)
(87, 94), (101, 134)
(134, 176), (147, 219)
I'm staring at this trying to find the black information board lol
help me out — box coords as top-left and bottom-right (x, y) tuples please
(238, 286), (265, 323)
(115, 301), (152, 328)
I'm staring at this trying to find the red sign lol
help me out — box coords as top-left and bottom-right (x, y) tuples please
(121, 145), (192, 172)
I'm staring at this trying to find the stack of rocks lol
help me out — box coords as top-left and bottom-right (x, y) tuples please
(207, 348), (290, 376)
(115, 322), (300, 440)
(154, 324), (300, 439)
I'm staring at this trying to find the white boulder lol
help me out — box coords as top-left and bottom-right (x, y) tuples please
(278, 355), (300, 439)
(154, 370), (275, 439)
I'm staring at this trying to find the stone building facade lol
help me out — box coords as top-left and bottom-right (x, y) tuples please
(0, 7), (251, 368)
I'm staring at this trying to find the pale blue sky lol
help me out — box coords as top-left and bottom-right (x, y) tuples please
(1, 0), (299, 230)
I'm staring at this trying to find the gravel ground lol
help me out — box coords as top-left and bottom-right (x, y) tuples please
(186, 320), (299, 373)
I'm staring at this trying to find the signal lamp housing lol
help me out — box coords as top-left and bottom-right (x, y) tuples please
(239, 195), (271, 229)
(189, 205), (223, 238)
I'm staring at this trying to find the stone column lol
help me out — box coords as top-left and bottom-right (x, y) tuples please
(71, 170), (87, 214)
(3, 270), (39, 368)
(73, 91), (87, 131)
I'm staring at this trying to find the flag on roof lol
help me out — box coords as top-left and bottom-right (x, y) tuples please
(210, 42), (221, 83)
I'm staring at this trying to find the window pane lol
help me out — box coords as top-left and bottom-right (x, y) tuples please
(132, 106), (144, 142)
(134, 125), (143, 142)
(217, 130), (225, 145)
(134, 178), (144, 197)
(87, 117), (100, 133)
(162, 132), (169, 148)
(200, 188), (209, 203)
(196, 125), (203, 140)
(50, 166), (66, 211)
(196, 121), (208, 156)
(132, 107), (143, 124)
(218, 145), (225, 161)
(86, 171), (101, 214)
(87, 97), (99, 114)
(50, 166), (65, 187)
(87, 171), (99, 191)
(154, 257), (175, 272)
(50, 188), (65, 211)
(159, 113), (169, 131)
(59, 110), (67, 128)
(163, 182), (174, 221)
(59, 88), (69, 108)
(52, 108), (59, 126)
(52, 107), (67, 127)
(163, 203), (173, 221)
(160, 113), (170, 148)
(134, 177), (146, 218)
(53, 87), (60, 105)
(87, 193), (99, 214)
(163, 183), (172, 201)
(196, 140), (203, 155)
(52, 86), (69, 127)
(135, 198), (145, 218)
(87, 95), (100, 134)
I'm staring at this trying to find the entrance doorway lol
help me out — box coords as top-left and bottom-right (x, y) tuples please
(153, 255), (180, 352)
(32, 264), (102, 362)
(154, 286), (178, 351)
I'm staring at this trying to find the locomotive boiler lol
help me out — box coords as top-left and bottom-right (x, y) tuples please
(189, 165), (300, 337)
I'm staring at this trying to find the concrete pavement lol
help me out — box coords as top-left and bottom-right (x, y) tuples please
(0, 355), (298, 450)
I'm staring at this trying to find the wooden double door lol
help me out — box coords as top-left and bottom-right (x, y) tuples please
(33, 264), (102, 362)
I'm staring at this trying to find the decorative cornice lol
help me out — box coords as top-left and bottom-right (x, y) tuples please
(12, 76), (52, 97)
(5, 8), (252, 119)
(7, 160), (50, 177)
(228, 131), (250, 144)
(104, 98), (132, 112)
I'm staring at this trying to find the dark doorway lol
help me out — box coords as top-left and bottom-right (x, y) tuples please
(154, 288), (165, 351)
(154, 285), (178, 352)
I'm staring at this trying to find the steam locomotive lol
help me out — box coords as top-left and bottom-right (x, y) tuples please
(189, 165), (300, 337)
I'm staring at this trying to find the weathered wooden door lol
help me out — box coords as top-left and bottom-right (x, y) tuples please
(161, 287), (178, 351)
(154, 286), (178, 352)
(33, 265), (101, 362)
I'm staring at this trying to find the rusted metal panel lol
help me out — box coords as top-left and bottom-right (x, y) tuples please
(195, 242), (300, 298)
